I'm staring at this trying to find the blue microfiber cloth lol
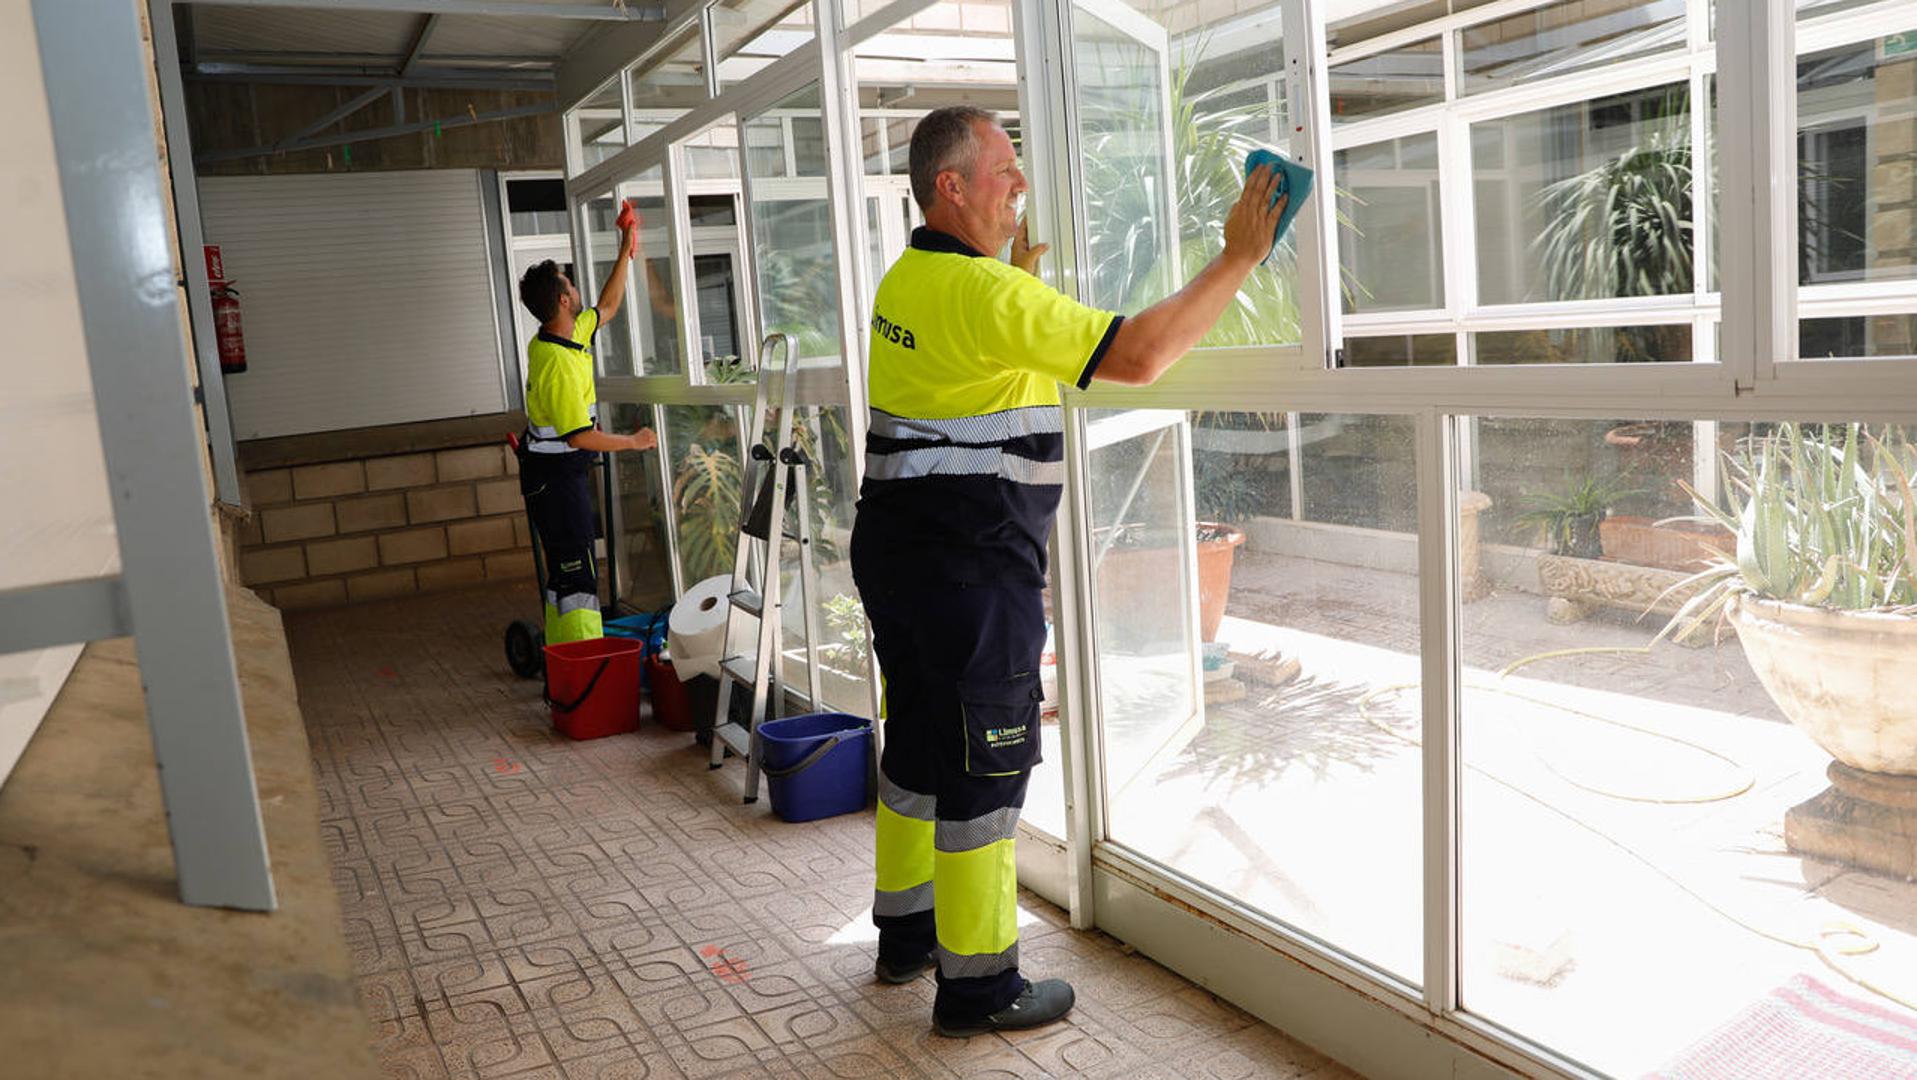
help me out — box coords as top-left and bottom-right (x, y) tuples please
(1244, 148), (1314, 262)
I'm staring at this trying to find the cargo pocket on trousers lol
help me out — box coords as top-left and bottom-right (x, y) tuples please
(958, 671), (1044, 776)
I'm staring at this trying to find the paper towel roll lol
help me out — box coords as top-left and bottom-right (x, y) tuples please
(669, 574), (740, 681)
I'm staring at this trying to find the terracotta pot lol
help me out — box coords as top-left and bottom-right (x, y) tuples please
(1196, 523), (1247, 643)
(1598, 515), (1732, 572)
(1731, 595), (1917, 776)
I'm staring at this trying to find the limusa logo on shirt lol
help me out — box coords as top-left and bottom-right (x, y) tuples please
(984, 722), (1029, 748)
(870, 310), (916, 350)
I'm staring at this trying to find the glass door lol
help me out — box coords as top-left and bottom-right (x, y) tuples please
(1061, 0), (1202, 808)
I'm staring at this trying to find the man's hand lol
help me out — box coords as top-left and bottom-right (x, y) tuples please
(621, 221), (639, 261)
(1011, 215), (1049, 276)
(627, 428), (658, 452)
(1222, 165), (1287, 269)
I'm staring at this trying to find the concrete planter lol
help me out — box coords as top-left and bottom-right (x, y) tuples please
(1730, 595), (1917, 776)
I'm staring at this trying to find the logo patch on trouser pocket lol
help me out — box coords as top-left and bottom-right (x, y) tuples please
(958, 672), (1044, 776)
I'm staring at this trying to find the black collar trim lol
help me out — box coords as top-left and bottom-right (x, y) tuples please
(536, 328), (586, 351)
(910, 227), (987, 259)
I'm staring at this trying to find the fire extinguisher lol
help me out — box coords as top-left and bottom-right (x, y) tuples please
(211, 282), (247, 374)
(203, 246), (245, 374)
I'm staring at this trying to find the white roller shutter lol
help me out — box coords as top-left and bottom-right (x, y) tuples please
(199, 170), (509, 440)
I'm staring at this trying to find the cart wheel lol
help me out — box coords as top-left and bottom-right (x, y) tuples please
(505, 620), (544, 678)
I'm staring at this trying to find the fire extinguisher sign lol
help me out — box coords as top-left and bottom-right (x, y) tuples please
(204, 244), (226, 284)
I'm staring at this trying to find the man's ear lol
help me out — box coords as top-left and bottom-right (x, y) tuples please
(938, 170), (964, 207)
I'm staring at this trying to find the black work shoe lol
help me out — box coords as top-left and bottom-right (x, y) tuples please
(933, 978), (1076, 1037)
(874, 953), (935, 985)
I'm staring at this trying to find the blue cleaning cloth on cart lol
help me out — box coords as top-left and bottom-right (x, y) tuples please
(1244, 149), (1314, 262)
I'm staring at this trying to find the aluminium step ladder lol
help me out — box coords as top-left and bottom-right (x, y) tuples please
(708, 333), (826, 803)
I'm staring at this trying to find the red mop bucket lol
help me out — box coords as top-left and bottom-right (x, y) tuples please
(543, 637), (642, 740)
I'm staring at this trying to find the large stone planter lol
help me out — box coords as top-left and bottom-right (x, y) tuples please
(1729, 596), (1917, 776)
(1732, 595), (1917, 879)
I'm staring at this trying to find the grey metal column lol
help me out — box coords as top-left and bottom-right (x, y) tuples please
(32, 0), (276, 911)
(147, 0), (244, 507)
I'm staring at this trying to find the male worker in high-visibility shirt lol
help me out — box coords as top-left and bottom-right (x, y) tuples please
(853, 105), (1285, 1037)
(516, 215), (657, 645)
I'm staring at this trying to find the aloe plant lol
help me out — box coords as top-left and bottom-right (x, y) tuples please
(1656, 423), (1917, 644)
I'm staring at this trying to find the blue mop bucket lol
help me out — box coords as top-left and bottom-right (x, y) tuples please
(759, 713), (872, 823)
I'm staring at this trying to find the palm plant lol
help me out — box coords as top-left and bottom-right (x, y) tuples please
(1656, 423), (1917, 644)
(1077, 37), (1312, 344)
(1532, 93), (1692, 364)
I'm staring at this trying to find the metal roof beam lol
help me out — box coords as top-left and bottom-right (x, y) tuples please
(185, 62), (555, 91)
(182, 0), (663, 19)
(282, 84), (390, 146)
(197, 49), (559, 66)
(401, 13), (440, 76)
(196, 99), (556, 164)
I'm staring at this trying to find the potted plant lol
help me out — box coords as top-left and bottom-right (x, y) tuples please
(1517, 472), (1640, 559)
(1656, 423), (1917, 876)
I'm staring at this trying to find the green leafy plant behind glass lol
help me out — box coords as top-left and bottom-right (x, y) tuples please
(1077, 37), (1306, 346)
(1656, 423), (1917, 643)
(1517, 472), (1641, 558)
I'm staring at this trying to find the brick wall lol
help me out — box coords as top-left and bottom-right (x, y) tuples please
(236, 442), (535, 610)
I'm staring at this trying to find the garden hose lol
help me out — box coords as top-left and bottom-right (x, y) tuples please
(1350, 645), (1917, 1015)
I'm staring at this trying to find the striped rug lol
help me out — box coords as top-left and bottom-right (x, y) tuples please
(1649, 975), (1917, 1079)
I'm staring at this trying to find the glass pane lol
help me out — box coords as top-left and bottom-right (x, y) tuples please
(1176, 14), (1301, 346)
(774, 405), (867, 714)
(506, 178), (568, 238)
(629, 26), (708, 110)
(574, 80), (626, 171)
(1337, 133), (1445, 314)
(1460, 416), (1917, 1076)
(585, 194), (635, 377)
(1796, 32), (1917, 359)
(1473, 82), (1693, 305)
(620, 167), (682, 377)
(744, 115), (788, 179)
(1802, 315), (1917, 359)
(663, 403), (744, 586)
(1065, 0), (1298, 344)
(1300, 413), (1416, 532)
(1346, 333), (1455, 367)
(1327, 37), (1444, 123)
(1474, 324), (1693, 365)
(1105, 408), (1424, 984)
(745, 84), (843, 364)
(1459, 0), (1686, 96)
(694, 253), (746, 373)
(608, 402), (673, 612)
(714, 0), (815, 89)
(791, 115), (827, 177)
(1074, 7), (1179, 310)
(1084, 412), (1202, 806)
(684, 121), (742, 180)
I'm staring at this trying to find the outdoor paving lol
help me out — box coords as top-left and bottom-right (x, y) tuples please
(287, 582), (1358, 1080)
(1097, 550), (1917, 1077)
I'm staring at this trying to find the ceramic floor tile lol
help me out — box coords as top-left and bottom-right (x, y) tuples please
(290, 584), (1367, 1080)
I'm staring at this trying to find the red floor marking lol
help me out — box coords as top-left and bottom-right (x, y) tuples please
(700, 944), (751, 984)
(490, 757), (521, 774)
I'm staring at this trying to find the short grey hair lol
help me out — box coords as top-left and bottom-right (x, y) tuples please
(908, 106), (999, 212)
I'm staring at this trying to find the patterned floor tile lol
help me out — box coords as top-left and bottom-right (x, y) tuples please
(288, 584), (1364, 1079)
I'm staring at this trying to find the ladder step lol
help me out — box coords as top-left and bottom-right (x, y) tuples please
(729, 588), (762, 617)
(714, 722), (752, 757)
(720, 655), (757, 686)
